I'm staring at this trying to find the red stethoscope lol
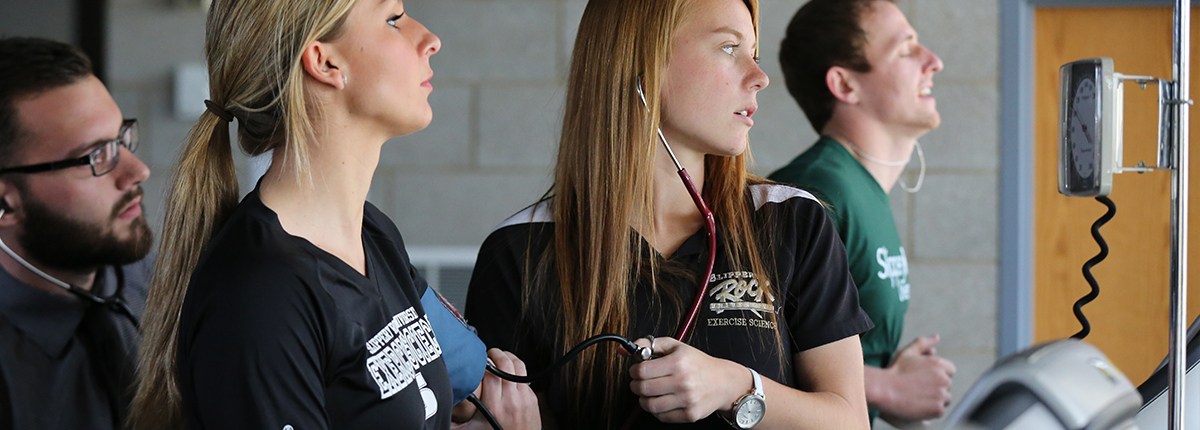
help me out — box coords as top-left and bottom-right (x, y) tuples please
(636, 80), (718, 342)
(477, 81), (718, 430)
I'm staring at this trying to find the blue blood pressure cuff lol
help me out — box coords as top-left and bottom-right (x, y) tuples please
(420, 287), (487, 405)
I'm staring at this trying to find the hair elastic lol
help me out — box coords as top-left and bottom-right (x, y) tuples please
(204, 100), (234, 123)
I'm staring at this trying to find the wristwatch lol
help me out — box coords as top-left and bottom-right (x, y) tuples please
(723, 367), (766, 429)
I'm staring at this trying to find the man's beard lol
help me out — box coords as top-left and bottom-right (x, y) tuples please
(17, 188), (154, 272)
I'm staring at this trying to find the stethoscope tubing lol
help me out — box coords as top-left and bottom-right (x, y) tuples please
(67, 266), (141, 330)
(482, 168), (716, 387)
(484, 333), (647, 384)
(0, 208), (140, 329)
(672, 168), (717, 342)
(477, 81), (722, 430)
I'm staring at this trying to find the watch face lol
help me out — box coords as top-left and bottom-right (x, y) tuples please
(735, 396), (766, 428)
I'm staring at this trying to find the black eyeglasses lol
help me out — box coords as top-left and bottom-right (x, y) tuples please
(0, 119), (138, 177)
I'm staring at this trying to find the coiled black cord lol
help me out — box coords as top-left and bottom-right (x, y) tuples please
(1072, 195), (1116, 340)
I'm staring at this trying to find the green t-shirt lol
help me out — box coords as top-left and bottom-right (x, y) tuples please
(768, 136), (911, 424)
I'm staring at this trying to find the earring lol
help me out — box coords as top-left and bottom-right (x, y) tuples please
(342, 75), (348, 86)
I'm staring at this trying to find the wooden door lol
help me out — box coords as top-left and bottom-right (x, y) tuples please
(1034, 6), (1200, 384)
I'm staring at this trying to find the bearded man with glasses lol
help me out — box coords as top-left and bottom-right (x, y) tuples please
(0, 37), (153, 430)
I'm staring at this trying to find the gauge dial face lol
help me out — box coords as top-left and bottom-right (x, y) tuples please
(1069, 77), (1098, 179)
(1058, 58), (1111, 197)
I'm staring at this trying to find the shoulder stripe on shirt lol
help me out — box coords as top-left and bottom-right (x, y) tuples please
(492, 200), (553, 232)
(749, 183), (822, 211)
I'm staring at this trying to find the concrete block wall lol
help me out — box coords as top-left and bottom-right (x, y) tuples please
(100, 0), (1000, 426)
(882, 0), (1000, 427)
(0, 0), (73, 43)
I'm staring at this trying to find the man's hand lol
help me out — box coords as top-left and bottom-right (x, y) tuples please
(451, 349), (541, 430)
(869, 335), (956, 425)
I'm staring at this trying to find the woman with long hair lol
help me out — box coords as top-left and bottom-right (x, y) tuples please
(129, 0), (538, 429)
(465, 0), (874, 429)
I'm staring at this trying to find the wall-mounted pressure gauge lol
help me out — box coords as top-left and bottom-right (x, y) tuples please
(1059, 58), (1116, 197)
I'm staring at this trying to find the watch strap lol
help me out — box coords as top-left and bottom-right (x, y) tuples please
(749, 367), (764, 399)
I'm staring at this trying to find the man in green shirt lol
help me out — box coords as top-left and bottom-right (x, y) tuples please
(769, 0), (956, 427)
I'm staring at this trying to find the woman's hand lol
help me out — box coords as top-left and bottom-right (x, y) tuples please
(628, 336), (752, 423)
(451, 349), (541, 430)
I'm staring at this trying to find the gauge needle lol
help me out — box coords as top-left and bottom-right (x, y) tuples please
(1073, 109), (1094, 145)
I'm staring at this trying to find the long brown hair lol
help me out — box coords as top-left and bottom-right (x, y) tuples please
(129, 0), (355, 428)
(538, 0), (773, 427)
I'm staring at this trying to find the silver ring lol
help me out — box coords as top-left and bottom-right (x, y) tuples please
(647, 335), (656, 354)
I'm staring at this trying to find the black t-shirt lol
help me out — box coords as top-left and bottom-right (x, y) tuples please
(177, 187), (452, 430)
(465, 183), (873, 429)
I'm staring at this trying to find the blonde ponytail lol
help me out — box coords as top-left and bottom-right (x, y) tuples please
(129, 0), (356, 427)
(129, 111), (239, 429)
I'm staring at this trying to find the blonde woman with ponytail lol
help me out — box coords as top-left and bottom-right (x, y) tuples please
(465, 0), (874, 429)
(130, 1), (538, 429)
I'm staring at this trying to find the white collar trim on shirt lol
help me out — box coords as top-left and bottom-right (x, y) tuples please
(492, 200), (553, 231)
(493, 185), (820, 231)
(750, 184), (822, 211)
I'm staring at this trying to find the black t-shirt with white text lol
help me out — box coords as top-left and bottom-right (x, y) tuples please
(465, 183), (873, 429)
(177, 186), (452, 430)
